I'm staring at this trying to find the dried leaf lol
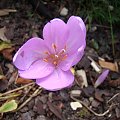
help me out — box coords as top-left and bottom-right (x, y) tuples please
(99, 60), (118, 72)
(0, 100), (18, 113)
(0, 41), (12, 51)
(1, 48), (15, 60)
(0, 27), (10, 42)
(0, 9), (17, 17)
(15, 77), (33, 84)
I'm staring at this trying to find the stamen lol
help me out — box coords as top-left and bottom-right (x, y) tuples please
(53, 61), (57, 65)
(52, 43), (57, 51)
(55, 55), (59, 58)
(62, 55), (67, 60)
(44, 51), (50, 55)
(43, 58), (48, 62)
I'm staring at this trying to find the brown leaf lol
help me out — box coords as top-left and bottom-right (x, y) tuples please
(99, 60), (118, 72)
(1, 48), (15, 60)
(47, 101), (63, 120)
(15, 77), (33, 84)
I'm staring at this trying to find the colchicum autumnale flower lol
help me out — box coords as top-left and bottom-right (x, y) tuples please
(13, 16), (86, 91)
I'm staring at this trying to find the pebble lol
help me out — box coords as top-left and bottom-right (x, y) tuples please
(70, 90), (82, 97)
(36, 115), (46, 120)
(21, 112), (31, 120)
(60, 7), (68, 16)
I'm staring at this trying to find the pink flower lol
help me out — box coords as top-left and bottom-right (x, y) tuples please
(13, 16), (86, 91)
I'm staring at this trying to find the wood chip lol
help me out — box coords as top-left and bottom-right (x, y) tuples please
(88, 56), (101, 73)
(70, 102), (82, 110)
(0, 9), (17, 17)
(76, 70), (88, 87)
(70, 90), (82, 97)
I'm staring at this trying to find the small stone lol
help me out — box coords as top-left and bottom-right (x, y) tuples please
(70, 102), (82, 110)
(60, 7), (68, 16)
(21, 112), (31, 120)
(70, 90), (82, 97)
(36, 115), (46, 120)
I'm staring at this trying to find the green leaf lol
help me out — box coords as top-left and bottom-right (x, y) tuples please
(0, 100), (18, 113)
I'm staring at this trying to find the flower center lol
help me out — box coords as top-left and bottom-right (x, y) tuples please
(43, 43), (67, 67)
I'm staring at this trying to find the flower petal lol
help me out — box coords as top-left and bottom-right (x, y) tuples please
(72, 46), (85, 66)
(36, 68), (74, 91)
(94, 69), (109, 88)
(66, 16), (86, 54)
(59, 45), (85, 71)
(43, 19), (68, 53)
(18, 60), (54, 79)
(13, 37), (47, 70)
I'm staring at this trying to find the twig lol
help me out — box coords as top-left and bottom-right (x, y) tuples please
(107, 93), (120, 104)
(70, 95), (111, 117)
(16, 87), (42, 111)
(0, 82), (35, 97)
(19, 83), (35, 103)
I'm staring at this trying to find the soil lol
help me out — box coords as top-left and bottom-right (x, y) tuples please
(0, 0), (120, 120)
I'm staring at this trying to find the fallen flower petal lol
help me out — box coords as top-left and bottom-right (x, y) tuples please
(13, 16), (86, 91)
(94, 69), (109, 88)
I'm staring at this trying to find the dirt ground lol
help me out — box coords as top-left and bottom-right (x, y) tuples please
(0, 1), (120, 120)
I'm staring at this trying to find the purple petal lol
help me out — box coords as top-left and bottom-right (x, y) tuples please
(72, 46), (85, 66)
(43, 19), (68, 53)
(94, 69), (109, 88)
(58, 52), (77, 71)
(36, 68), (74, 91)
(13, 37), (48, 70)
(59, 46), (85, 71)
(18, 60), (54, 79)
(66, 16), (86, 54)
